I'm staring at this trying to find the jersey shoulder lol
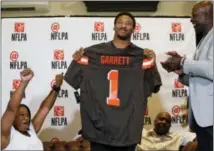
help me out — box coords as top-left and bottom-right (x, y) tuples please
(84, 41), (116, 56)
(132, 44), (143, 51)
(84, 42), (107, 52)
(127, 44), (145, 57)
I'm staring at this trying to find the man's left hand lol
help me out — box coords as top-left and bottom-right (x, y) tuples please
(73, 47), (84, 61)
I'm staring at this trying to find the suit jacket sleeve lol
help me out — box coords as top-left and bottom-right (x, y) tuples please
(178, 74), (189, 86)
(183, 41), (213, 81)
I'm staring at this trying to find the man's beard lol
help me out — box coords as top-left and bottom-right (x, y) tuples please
(118, 34), (131, 41)
(196, 31), (204, 46)
(155, 125), (169, 135)
(194, 23), (207, 46)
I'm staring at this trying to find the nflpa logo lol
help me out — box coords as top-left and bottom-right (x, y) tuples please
(54, 106), (64, 116)
(134, 23), (141, 32)
(10, 51), (19, 61)
(174, 79), (184, 88)
(172, 23), (181, 32)
(13, 80), (21, 89)
(54, 50), (64, 60)
(14, 22), (25, 32)
(51, 22), (60, 32)
(94, 22), (104, 32)
(172, 105), (181, 116)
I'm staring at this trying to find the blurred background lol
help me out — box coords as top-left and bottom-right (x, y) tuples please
(2, 1), (196, 17)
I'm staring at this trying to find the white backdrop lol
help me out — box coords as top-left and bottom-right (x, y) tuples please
(2, 17), (196, 142)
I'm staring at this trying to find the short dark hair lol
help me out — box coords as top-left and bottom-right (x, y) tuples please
(114, 12), (136, 28)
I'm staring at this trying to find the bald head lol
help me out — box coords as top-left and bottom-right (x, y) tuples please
(193, 1), (213, 20)
(154, 112), (171, 135)
(155, 112), (171, 121)
(191, 1), (213, 36)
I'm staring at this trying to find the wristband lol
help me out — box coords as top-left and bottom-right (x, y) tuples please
(52, 85), (61, 93)
(180, 57), (186, 68)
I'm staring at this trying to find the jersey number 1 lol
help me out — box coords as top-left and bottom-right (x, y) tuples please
(107, 70), (120, 107)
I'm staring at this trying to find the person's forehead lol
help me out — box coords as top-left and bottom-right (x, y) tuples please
(117, 15), (133, 22)
(19, 106), (28, 113)
(158, 113), (170, 119)
(192, 6), (203, 14)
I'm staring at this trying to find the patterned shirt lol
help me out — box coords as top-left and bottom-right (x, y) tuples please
(136, 128), (196, 151)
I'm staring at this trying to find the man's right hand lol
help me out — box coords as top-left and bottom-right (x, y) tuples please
(72, 47), (84, 61)
(166, 51), (184, 75)
(20, 68), (34, 82)
(144, 48), (156, 60)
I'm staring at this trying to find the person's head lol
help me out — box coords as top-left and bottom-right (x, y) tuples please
(78, 129), (82, 135)
(13, 104), (31, 133)
(191, 1), (213, 35)
(53, 142), (67, 151)
(154, 112), (171, 135)
(114, 12), (136, 41)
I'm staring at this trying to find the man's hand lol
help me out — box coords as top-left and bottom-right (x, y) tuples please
(160, 51), (183, 72)
(144, 48), (156, 60)
(20, 68), (34, 82)
(160, 56), (182, 72)
(55, 73), (63, 87)
(72, 47), (84, 61)
(168, 51), (184, 75)
(174, 69), (184, 75)
(166, 51), (183, 58)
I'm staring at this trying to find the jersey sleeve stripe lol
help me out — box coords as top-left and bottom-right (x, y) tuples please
(74, 56), (89, 65)
(142, 58), (154, 69)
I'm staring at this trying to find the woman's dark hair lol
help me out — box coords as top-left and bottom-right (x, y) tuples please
(114, 12), (136, 28)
